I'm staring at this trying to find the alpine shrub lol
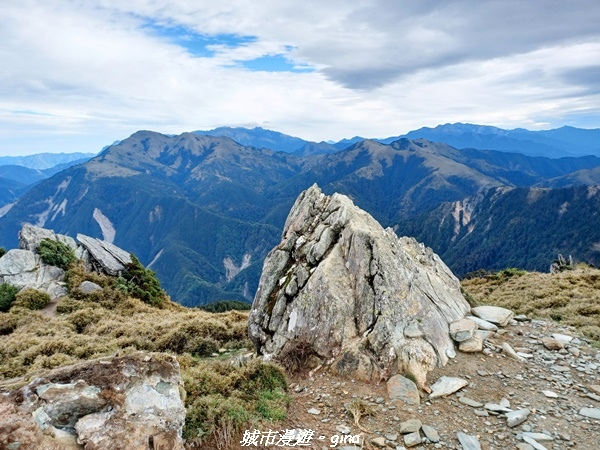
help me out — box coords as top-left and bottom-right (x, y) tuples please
(39, 238), (76, 270)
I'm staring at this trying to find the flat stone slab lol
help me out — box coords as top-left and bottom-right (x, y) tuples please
(387, 374), (420, 405)
(421, 425), (440, 443)
(459, 333), (483, 353)
(551, 333), (573, 345)
(429, 376), (468, 399)
(579, 407), (600, 420)
(466, 315), (498, 331)
(522, 432), (553, 441)
(523, 436), (549, 450)
(77, 234), (132, 276)
(459, 397), (483, 408)
(457, 432), (481, 450)
(471, 306), (514, 327)
(399, 419), (422, 434)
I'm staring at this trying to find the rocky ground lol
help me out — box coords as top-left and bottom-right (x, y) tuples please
(227, 317), (600, 450)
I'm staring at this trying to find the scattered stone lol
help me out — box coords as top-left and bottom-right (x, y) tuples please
(456, 432), (482, 450)
(471, 306), (514, 327)
(579, 407), (600, 419)
(79, 281), (103, 293)
(387, 375), (420, 405)
(459, 397), (483, 408)
(403, 431), (422, 448)
(506, 409), (530, 427)
(541, 337), (563, 351)
(459, 333), (483, 353)
(450, 318), (478, 342)
(551, 333), (573, 345)
(516, 444), (535, 450)
(371, 436), (386, 448)
(466, 315), (498, 331)
(336, 425), (351, 435)
(588, 385), (600, 395)
(429, 377), (468, 399)
(307, 408), (321, 415)
(421, 425), (440, 443)
(514, 314), (531, 322)
(522, 432), (553, 441)
(384, 433), (398, 442)
(541, 390), (558, 398)
(484, 403), (512, 413)
(501, 343), (525, 362)
(476, 330), (495, 341)
(523, 436), (549, 450)
(399, 419), (422, 434)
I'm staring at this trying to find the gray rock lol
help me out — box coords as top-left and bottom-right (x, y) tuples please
(551, 333), (573, 345)
(476, 330), (495, 341)
(459, 333), (483, 353)
(248, 185), (470, 386)
(450, 318), (477, 342)
(387, 375), (420, 405)
(466, 315), (498, 331)
(471, 306), (514, 327)
(459, 397), (483, 408)
(2, 352), (185, 449)
(307, 408), (321, 415)
(429, 376), (468, 399)
(399, 418), (422, 434)
(371, 436), (386, 447)
(421, 424), (440, 443)
(79, 281), (103, 293)
(541, 337), (563, 350)
(506, 408), (530, 427)
(484, 403), (513, 413)
(579, 407), (600, 419)
(77, 234), (132, 276)
(502, 342), (525, 362)
(403, 431), (422, 447)
(516, 444), (535, 450)
(336, 425), (351, 435)
(523, 436), (549, 450)
(19, 223), (77, 252)
(457, 432), (482, 450)
(0, 249), (66, 299)
(522, 432), (553, 441)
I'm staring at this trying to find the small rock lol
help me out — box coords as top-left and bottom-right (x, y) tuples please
(484, 403), (512, 413)
(421, 425), (440, 443)
(551, 333), (573, 345)
(307, 408), (321, 415)
(522, 432), (553, 442)
(541, 390), (558, 398)
(506, 408), (530, 427)
(588, 385), (600, 395)
(428, 376), (468, 399)
(471, 306), (514, 327)
(541, 337), (563, 350)
(523, 436), (549, 450)
(403, 431), (422, 448)
(457, 432), (482, 450)
(466, 315), (498, 331)
(514, 314), (531, 322)
(579, 407), (600, 419)
(385, 433), (398, 442)
(399, 419), (422, 434)
(79, 281), (103, 293)
(459, 333), (483, 353)
(459, 397), (483, 408)
(501, 342), (525, 362)
(387, 375), (420, 405)
(371, 436), (386, 448)
(336, 425), (351, 435)
(450, 318), (478, 342)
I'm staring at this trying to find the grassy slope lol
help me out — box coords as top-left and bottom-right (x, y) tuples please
(461, 265), (600, 340)
(0, 275), (288, 449)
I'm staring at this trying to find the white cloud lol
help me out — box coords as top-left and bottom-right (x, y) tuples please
(1, 0), (599, 154)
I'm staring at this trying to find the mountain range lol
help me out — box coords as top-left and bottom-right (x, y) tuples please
(1, 128), (600, 306)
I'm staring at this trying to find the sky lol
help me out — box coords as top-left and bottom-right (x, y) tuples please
(1, 0), (600, 156)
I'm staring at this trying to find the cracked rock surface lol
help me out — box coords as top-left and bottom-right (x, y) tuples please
(248, 184), (470, 384)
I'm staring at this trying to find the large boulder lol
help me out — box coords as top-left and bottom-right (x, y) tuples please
(19, 223), (77, 252)
(248, 185), (470, 388)
(0, 352), (185, 450)
(77, 234), (132, 276)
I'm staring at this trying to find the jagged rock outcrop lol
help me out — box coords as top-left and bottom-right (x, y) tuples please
(249, 184), (470, 388)
(0, 352), (185, 450)
(76, 234), (132, 276)
(0, 249), (67, 299)
(0, 224), (133, 300)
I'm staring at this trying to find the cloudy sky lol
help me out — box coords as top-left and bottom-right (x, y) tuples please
(2, 0), (600, 155)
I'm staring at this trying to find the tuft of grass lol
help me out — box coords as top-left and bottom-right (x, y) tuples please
(462, 266), (600, 341)
(14, 289), (51, 310)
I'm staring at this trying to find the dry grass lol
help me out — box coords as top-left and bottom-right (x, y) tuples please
(462, 265), (600, 340)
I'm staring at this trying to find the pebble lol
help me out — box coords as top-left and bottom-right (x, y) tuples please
(399, 419), (422, 434)
(459, 397), (483, 408)
(421, 424), (440, 443)
(371, 436), (386, 448)
(506, 409), (531, 427)
(307, 408), (321, 415)
(579, 407), (600, 419)
(403, 431), (422, 448)
(428, 376), (468, 399)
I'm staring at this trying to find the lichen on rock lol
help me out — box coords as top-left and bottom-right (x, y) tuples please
(249, 184), (470, 388)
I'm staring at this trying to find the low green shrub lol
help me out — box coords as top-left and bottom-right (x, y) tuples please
(0, 283), (19, 312)
(14, 288), (51, 310)
(39, 238), (76, 270)
(118, 255), (167, 307)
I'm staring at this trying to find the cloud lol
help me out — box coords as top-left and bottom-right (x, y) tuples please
(0, 0), (599, 155)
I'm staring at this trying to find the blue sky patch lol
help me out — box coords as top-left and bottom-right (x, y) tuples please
(240, 55), (314, 73)
(144, 20), (256, 57)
